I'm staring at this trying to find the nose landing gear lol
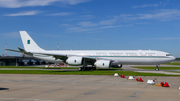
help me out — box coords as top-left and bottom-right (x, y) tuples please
(155, 65), (159, 71)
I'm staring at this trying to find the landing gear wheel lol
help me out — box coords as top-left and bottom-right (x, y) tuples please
(87, 67), (90, 70)
(79, 67), (82, 71)
(155, 65), (159, 71)
(155, 67), (159, 71)
(93, 67), (96, 70)
(82, 67), (86, 71)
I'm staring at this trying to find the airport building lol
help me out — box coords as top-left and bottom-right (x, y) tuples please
(0, 56), (47, 66)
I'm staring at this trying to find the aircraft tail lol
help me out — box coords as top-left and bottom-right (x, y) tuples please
(19, 31), (45, 52)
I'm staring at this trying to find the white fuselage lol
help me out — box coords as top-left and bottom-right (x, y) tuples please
(32, 50), (175, 65)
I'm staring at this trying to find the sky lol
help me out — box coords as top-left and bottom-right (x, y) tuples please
(0, 0), (180, 57)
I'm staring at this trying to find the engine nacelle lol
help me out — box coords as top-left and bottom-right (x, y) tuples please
(94, 60), (111, 69)
(66, 57), (83, 66)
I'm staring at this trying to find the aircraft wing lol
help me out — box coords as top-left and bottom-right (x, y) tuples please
(31, 51), (100, 66)
(32, 51), (69, 62)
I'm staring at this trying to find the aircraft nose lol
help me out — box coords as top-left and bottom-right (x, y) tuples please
(171, 56), (176, 60)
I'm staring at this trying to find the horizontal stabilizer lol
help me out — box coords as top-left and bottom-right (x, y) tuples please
(5, 47), (32, 55)
(5, 49), (21, 53)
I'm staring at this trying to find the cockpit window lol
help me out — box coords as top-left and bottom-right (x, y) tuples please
(166, 54), (172, 56)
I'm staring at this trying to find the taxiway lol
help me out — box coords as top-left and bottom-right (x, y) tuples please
(0, 74), (180, 101)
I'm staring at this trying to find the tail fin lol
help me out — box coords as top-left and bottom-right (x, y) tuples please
(19, 31), (44, 52)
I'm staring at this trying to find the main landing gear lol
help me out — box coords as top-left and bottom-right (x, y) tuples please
(155, 65), (159, 71)
(78, 67), (96, 71)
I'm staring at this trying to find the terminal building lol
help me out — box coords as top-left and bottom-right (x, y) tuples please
(0, 55), (48, 66)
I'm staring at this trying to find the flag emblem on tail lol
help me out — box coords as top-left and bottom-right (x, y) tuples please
(27, 40), (30, 44)
(103, 63), (105, 66)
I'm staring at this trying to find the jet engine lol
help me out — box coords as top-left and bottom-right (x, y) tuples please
(94, 60), (111, 69)
(66, 57), (83, 66)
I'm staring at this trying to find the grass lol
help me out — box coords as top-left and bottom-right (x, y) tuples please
(132, 66), (180, 70)
(165, 62), (180, 65)
(45, 67), (79, 69)
(0, 70), (177, 76)
(0, 66), (42, 69)
(0, 66), (179, 76)
(0, 66), (122, 70)
(0, 66), (78, 69)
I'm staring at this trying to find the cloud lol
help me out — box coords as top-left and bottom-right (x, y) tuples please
(99, 19), (117, 25)
(80, 15), (95, 19)
(68, 15), (95, 21)
(132, 4), (159, 8)
(4, 11), (40, 16)
(60, 24), (72, 27)
(64, 9), (180, 33)
(99, 9), (180, 25)
(49, 12), (72, 16)
(67, 25), (128, 32)
(99, 25), (122, 29)
(137, 9), (180, 21)
(160, 1), (169, 7)
(113, 9), (180, 21)
(0, 0), (92, 8)
(78, 21), (98, 27)
(61, 0), (91, 5)
(133, 1), (171, 9)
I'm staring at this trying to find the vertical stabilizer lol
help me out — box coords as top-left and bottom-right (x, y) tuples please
(19, 31), (44, 52)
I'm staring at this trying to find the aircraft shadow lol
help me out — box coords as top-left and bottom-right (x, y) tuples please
(97, 69), (123, 71)
(0, 87), (9, 90)
(48, 69), (123, 72)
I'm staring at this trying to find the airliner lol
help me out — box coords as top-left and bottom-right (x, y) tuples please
(6, 31), (175, 71)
